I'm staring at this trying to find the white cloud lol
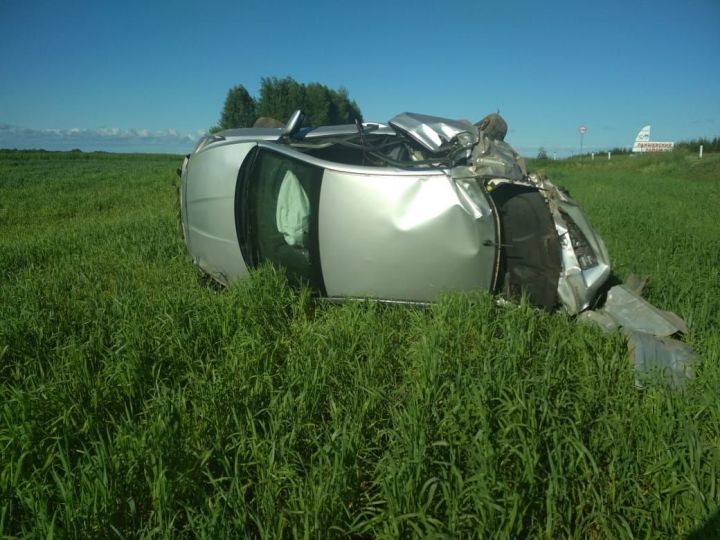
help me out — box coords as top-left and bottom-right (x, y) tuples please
(0, 124), (201, 154)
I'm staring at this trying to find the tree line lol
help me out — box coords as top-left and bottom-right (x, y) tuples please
(676, 136), (720, 153)
(213, 77), (363, 132)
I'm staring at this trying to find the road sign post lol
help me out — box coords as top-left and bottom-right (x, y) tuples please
(579, 126), (587, 155)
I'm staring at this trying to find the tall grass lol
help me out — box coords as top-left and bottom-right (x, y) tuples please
(1, 149), (718, 537)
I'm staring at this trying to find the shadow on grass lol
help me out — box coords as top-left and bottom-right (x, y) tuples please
(686, 509), (720, 540)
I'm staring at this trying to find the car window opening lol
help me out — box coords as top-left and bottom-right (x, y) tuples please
(293, 134), (412, 167)
(289, 132), (461, 169)
(239, 149), (325, 293)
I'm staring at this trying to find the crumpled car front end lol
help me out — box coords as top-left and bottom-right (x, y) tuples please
(392, 112), (611, 313)
(528, 173), (611, 314)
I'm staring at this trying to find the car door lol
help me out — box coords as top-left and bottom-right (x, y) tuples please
(317, 168), (499, 302)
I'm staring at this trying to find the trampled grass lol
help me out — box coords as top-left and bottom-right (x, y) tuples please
(1, 149), (718, 538)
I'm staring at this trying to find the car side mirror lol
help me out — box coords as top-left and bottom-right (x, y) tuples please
(282, 110), (304, 139)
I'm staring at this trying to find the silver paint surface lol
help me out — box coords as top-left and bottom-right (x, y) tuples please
(389, 112), (477, 153)
(579, 283), (697, 390)
(319, 169), (497, 301)
(603, 285), (686, 336)
(626, 331), (696, 389)
(182, 140), (255, 284)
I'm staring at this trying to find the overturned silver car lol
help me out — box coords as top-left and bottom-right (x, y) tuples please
(179, 111), (610, 314)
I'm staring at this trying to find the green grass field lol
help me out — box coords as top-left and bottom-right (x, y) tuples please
(1, 149), (719, 538)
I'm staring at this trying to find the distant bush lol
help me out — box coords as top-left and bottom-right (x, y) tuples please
(676, 136), (720, 153)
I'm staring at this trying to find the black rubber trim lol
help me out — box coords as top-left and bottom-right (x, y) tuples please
(235, 145), (260, 269)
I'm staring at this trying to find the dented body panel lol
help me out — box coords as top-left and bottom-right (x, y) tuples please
(319, 169), (497, 301)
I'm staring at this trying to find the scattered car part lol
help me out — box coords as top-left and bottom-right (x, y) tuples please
(578, 280), (697, 389)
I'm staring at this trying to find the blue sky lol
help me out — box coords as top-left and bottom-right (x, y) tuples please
(1, 0), (718, 156)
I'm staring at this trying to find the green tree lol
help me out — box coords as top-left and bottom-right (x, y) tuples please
(256, 77), (305, 125)
(255, 77), (362, 126)
(537, 146), (548, 160)
(330, 87), (362, 124)
(304, 83), (331, 126)
(218, 85), (256, 129)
